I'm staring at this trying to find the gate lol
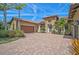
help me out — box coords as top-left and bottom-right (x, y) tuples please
(74, 25), (78, 38)
(72, 24), (79, 39)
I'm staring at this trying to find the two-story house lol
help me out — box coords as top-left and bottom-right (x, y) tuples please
(68, 3), (79, 38)
(10, 16), (59, 33)
(38, 16), (59, 33)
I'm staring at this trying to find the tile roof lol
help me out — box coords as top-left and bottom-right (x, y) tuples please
(11, 17), (38, 25)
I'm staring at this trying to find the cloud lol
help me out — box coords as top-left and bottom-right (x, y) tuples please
(53, 12), (68, 15)
(7, 10), (15, 12)
(0, 13), (34, 17)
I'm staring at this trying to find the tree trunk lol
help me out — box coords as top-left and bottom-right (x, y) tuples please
(19, 10), (20, 19)
(3, 4), (7, 30)
(18, 10), (21, 30)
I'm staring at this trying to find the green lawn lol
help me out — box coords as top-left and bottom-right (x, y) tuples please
(0, 37), (19, 44)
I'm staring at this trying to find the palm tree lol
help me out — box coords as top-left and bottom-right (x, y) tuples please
(15, 4), (26, 19)
(15, 4), (26, 30)
(0, 3), (16, 30)
(0, 21), (2, 30)
(54, 18), (67, 34)
(59, 18), (67, 34)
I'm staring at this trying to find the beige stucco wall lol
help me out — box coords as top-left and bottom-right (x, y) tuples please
(10, 19), (17, 30)
(44, 19), (57, 32)
(20, 21), (37, 26)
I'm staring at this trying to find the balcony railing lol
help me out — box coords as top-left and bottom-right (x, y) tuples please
(70, 13), (75, 17)
(73, 4), (79, 9)
(70, 9), (77, 13)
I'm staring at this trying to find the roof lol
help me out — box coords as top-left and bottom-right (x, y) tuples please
(68, 3), (79, 19)
(39, 21), (45, 25)
(59, 16), (68, 20)
(43, 15), (59, 20)
(10, 17), (38, 25)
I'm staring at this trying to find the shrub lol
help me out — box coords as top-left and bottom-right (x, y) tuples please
(40, 27), (45, 33)
(0, 30), (8, 38)
(15, 30), (25, 37)
(52, 29), (58, 34)
(65, 29), (71, 35)
(0, 30), (25, 38)
(8, 30), (16, 38)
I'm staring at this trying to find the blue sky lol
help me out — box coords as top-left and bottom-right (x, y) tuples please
(0, 3), (71, 22)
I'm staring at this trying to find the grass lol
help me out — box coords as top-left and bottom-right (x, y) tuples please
(0, 37), (19, 44)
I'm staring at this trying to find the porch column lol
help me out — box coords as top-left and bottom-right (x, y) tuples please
(48, 27), (49, 32)
(45, 24), (48, 32)
(38, 25), (41, 32)
(18, 20), (21, 30)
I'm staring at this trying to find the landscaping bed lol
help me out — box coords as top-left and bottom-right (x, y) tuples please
(0, 30), (25, 44)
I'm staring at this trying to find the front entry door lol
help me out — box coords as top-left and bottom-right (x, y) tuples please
(48, 24), (52, 32)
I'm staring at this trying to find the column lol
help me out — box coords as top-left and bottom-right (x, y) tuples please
(38, 25), (41, 32)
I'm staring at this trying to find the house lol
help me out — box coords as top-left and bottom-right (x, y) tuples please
(10, 16), (59, 33)
(10, 17), (38, 33)
(38, 16), (59, 33)
(68, 3), (79, 38)
(69, 3), (79, 21)
(38, 21), (45, 32)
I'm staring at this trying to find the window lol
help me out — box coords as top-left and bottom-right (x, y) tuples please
(48, 20), (51, 22)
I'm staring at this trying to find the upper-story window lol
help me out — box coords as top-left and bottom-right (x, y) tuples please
(48, 20), (51, 22)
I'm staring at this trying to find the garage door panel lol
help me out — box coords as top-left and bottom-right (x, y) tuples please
(21, 26), (34, 33)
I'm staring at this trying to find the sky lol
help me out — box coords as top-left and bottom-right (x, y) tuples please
(0, 3), (71, 22)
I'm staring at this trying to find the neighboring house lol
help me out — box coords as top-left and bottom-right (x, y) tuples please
(10, 17), (38, 33)
(38, 16), (59, 33)
(68, 3), (79, 38)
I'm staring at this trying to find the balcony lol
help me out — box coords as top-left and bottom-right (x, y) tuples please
(70, 4), (79, 11)
(69, 13), (75, 19)
(70, 9), (77, 13)
(73, 4), (79, 9)
(70, 13), (75, 17)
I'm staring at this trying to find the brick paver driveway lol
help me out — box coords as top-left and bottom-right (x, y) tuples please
(0, 33), (72, 55)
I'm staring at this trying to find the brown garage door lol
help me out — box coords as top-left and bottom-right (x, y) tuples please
(21, 26), (34, 33)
